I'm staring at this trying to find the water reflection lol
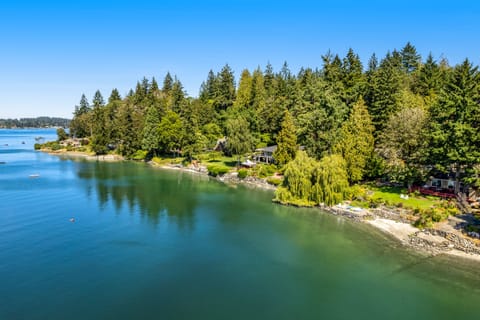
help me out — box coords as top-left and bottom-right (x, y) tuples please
(73, 160), (217, 228)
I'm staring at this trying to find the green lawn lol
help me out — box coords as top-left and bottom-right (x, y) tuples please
(203, 155), (238, 168)
(368, 185), (440, 210)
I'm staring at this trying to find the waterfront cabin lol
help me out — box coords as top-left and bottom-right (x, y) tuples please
(254, 145), (277, 164)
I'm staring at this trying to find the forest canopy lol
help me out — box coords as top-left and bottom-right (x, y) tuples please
(68, 42), (480, 203)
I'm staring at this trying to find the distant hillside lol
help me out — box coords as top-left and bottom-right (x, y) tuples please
(0, 117), (70, 128)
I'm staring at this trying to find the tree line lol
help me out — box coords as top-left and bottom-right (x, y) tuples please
(69, 42), (480, 204)
(0, 117), (70, 128)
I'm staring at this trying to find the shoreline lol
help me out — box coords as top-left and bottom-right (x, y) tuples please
(43, 148), (480, 262)
(43, 149), (124, 162)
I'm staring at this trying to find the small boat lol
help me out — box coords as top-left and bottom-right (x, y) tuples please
(29, 174), (40, 178)
(69, 217), (75, 223)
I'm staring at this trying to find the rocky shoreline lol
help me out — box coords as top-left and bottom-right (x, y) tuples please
(43, 149), (480, 262)
(325, 204), (480, 261)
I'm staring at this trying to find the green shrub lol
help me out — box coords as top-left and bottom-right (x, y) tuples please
(50, 142), (62, 151)
(34, 143), (42, 150)
(253, 164), (277, 178)
(131, 150), (148, 160)
(207, 164), (230, 176)
(237, 168), (248, 179)
(266, 176), (282, 186)
(346, 185), (368, 201)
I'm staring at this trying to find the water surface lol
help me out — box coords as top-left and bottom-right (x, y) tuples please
(1, 129), (479, 320)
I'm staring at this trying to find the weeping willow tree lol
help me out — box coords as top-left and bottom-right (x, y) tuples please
(310, 154), (349, 205)
(275, 151), (349, 206)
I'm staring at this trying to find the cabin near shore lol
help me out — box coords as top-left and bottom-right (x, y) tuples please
(254, 145), (277, 164)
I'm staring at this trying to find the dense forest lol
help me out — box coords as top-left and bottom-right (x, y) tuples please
(0, 117), (70, 128)
(69, 42), (480, 205)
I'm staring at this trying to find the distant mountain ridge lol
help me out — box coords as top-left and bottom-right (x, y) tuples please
(0, 116), (70, 128)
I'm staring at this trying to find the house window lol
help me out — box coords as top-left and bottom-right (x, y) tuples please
(432, 179), (441, 188)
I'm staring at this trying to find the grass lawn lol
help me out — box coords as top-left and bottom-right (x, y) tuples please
(367, 185), (441, 210)
(203, 155), (238, 168)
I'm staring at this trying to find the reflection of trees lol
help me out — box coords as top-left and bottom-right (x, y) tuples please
(74, 161), (213, 229)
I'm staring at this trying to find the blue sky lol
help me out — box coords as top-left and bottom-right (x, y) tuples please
(0, 0), (479, 119)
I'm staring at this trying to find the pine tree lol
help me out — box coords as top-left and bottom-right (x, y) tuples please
(215, 64), (236, 111)
(71, 94), (92, 138)
(427, 59), (480, 191)
(333, 98), (374, 183)
(142, 105), (161, 156)
(92, 90), (105, 108)
(234, 69), (253, 110)
(108, 88), (122, 103)
(117, 104), (137, 157)
(400, 42), (421, 74)
(367, 52), (407, 134)
(199, 70), (217, 102)
(162, 72), (173, 94)
(75, 94), (90, 115)
(273, 110), (297, 166)
(150, 77), (159, 94)
(342, 48), (365, 106)
(413, 53), (442, 99)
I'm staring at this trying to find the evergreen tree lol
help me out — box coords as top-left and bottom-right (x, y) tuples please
(215, 64), (236, 111)
(234, 69), (253, 110)
(342, 48), (365, 106)
(400, 42), (421, 74)
(92, 90), (105, 108)
(108, 88), (122, 103)
(263, 62), (275, 95)
(150, 77), (159, 95)
(75, 94), (90, 115)
(273, 110), (297, 166)
(71, 94), (92, 138)
(162, 72), (173, 94)
(117, 104), (137, 157)
(413, 53), (442, 99)
(142, 105), (161, 156)
(170, 78), (186, 115)
(333, 98), (374, 183)
(367, 52), (407, 134)
(199, 70), (217, 102)
(426, 59), (480, 191)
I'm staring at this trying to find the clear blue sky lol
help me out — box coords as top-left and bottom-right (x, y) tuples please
(0, 0), (479, 119)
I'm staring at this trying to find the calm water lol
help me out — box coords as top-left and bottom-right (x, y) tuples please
(1, 129), (479, 320)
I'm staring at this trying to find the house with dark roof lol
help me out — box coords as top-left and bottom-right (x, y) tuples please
(254, 145), (277, 164)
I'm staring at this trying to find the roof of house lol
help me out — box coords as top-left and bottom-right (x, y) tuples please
(255, 145), (277, 153)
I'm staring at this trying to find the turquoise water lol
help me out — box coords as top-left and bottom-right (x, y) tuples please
(1, 129), (479, 320)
